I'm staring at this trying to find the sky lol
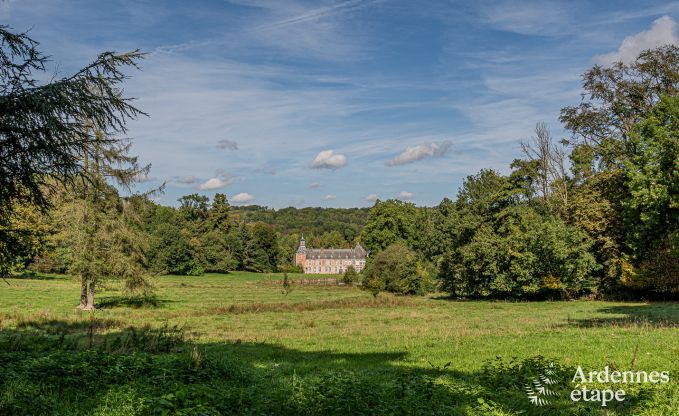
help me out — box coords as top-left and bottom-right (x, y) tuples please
(3, 0), (679, 208)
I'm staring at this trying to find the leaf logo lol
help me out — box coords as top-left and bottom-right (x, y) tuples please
(524, 363), (560, 406)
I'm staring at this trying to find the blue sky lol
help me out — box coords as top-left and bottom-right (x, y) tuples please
(3, 0), (679, 208)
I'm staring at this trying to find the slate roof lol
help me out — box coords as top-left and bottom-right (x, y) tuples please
(305, 244), (367, 260)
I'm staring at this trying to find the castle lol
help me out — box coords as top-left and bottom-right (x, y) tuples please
(295, 236), (367, 274)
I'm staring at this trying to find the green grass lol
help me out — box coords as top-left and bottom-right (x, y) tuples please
(1, 272), (678, 415)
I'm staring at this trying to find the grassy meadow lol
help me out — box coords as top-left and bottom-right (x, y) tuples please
(1, 272), (679, 415)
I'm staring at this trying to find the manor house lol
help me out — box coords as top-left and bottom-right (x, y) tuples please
(295, 236), (367, 274)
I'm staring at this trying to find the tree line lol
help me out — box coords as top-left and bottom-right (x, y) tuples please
(22, 193), (370, 277)
(359, 46), (679, 300)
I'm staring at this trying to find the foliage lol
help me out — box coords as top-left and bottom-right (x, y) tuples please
(231, 205), (369, 244)
(567, 171), (626, 293)
(245, 222), (280, 273)
(362, 242), (427, 295)
(342, 266), (358, 285)
(361, 199), (418, 254)
(59, 128), (153, 309)
(281, 273), (294, 296)
(558, 45), (679, 295)
(619, 95), (679, 294)
(560, 45), (679, 169)
(148, 223), (202, 276)
(0, 201), (49, 275)
(436, 170), (598, 298)
(0, 26), (144, 276)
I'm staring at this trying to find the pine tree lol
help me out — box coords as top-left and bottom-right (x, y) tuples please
(64, 129), (152, 309)
(0, 25), (145, 276)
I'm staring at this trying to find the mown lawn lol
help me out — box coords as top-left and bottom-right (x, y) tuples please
(1, 272), (678, 415)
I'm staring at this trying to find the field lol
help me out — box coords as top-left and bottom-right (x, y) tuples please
(1, 272), (679, 415)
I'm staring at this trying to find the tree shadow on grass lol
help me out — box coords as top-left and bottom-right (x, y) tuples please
(5, 271), (62, 281)
(96, 295), (173, 309)
(0, 319), (664, 416)
(15, 317), (123, 334)
(565, 303), (679, 328)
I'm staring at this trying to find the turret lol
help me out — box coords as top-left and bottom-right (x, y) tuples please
(297, 234), (307, 253)
(295, 235), (307, 269)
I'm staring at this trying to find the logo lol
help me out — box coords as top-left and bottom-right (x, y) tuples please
(523, 360), (671, 408)
(570, 366), (670, 407)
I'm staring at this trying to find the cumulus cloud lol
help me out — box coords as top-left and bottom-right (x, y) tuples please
(308, 182), (321, 189)
(324, 194), (336, 200)
(197, 172), (235, 190)
(198, 177), (230, 190)
(365, 193), (378, 201)
(231, 192), (255, 204)
(595, 16), (678, 65)
(397, 191), (413, 200)
(387, 140), (452, 166)
(311, 149), (347, 169)
(216, 139), (239, 150)
(173, 175), (199, 184)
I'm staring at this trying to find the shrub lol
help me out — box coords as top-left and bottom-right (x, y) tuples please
(342, 266), (358, 284)
(362, 242), (427, 295)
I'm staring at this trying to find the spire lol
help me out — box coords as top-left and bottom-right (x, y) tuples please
(297, 234), (307, 253)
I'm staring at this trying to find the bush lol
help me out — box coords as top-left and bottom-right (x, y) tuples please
(278, 263), (303, 273)
(342, 266), (358, 284)
(362, 242), (427, 295)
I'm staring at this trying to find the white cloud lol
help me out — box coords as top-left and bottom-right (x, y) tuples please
(311, 149), (347, 169)
(242, 0), (381, 61)
(324, 194), (336, 200)
(198, 177), (231, 190)
(216, 139), (239, 150)
(388, 140), (452, 166)
(365, 193), (378, 201)
(197, 171), (236, 190)
(231, 192), (255, 204)
(480, 1), (573, 36)
(308, 182), (321, 189)
(255, 0), (383, 30)
(595, 16), (679, 65)
(397, 191), (413, 200)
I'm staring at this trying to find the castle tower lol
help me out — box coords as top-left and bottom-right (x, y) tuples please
(295, 235), (307, 270)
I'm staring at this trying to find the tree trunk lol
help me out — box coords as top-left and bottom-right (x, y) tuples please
(78, 276), (88, 309)
(85, 277), (96, 310)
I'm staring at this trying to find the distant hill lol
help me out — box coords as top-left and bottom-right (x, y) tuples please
(231, 205), (371, 242)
